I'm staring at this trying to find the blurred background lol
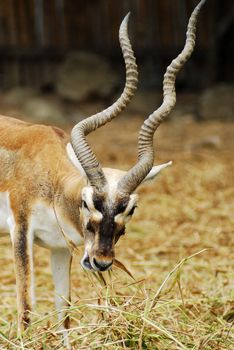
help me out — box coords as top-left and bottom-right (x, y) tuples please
(0, 3), (234, 348)
(0, 0), (233, 124)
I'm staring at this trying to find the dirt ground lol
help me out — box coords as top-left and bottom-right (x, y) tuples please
(0, 114), (233, 349)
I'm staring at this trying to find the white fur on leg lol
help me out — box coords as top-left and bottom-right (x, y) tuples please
(51, 248), (72, 347)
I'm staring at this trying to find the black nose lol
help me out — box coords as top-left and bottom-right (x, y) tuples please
(83, 255), (92, 270)
(93, 258), (113, 271)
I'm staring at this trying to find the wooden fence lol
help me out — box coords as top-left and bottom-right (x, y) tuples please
(0, 0), (232, 89)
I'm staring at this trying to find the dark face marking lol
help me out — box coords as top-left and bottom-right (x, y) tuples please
(82, 200), (89, 210)
(115, 227), (125, 243)
(90, 193), (130, 257)
(86, 221), (95, 234)
(92, 194), (104, 213)
(95, 202), (116, 255)
(116, 200), (129, 214)
(81, 189), (138, 271)
(93, 193), (129, 216)
(128, 205), (136, 216)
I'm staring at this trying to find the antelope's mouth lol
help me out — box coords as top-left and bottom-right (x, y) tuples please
(81, 252), (113, 272)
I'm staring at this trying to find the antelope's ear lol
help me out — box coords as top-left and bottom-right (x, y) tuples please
(66, 143), (87, 178)
(142, 161), (172, 183)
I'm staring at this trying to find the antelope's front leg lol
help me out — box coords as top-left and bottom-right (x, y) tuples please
(11, 221), (34, 331)
(51, 249), (72, 333)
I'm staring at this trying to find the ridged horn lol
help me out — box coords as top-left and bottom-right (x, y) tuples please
(71, 13), (138, 191)
(118, 0), (206, 194)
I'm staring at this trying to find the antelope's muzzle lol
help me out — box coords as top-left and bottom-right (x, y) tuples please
(81, 251), (113, 272)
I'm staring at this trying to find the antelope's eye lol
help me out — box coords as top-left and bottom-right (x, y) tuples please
(82, 200), (89, 210)
(87, 222), (95, 233)
(119, 228), (125, 236)
(128, 206), (137, 216)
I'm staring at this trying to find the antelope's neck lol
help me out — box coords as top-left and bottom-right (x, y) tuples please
(28, 166), (86, 249)
(45, 151), (86, 228)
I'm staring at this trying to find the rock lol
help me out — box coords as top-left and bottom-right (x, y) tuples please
(22, 96), (66, 125)
(198, 84), (234, 120)
(185, 135), (222, 151)
(139, 58), (162, 89)
(125, 89), (162, 114)
(56, 52), (118, 101)
(124, 90), (198, 118)
(67, 101), (106, 124)
(3, 87), (39, 106)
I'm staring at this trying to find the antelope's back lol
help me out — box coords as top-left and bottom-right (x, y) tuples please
(0, 115), (70, 195)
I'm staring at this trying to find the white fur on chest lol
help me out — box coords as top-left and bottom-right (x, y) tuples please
(32, 202), (83, 249)
(0, 192), (83, 249)
(0, 192), (11, 236)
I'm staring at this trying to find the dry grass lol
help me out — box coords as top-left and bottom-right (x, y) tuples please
(0, 116), (233, 349)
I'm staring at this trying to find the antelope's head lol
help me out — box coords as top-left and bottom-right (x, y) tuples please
(69, 1), (206, 272)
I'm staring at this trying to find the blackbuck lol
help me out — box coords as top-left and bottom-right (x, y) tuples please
(0, 0), (205, 339)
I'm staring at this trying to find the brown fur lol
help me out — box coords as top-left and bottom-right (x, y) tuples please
(0, 116), (137, 330)
(0, 115), (85, 227)
(0, 115), (85, 330)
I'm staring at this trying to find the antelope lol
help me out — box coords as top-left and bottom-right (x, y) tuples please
(0, 0), (205, 341)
